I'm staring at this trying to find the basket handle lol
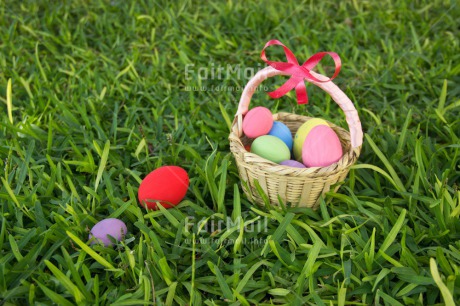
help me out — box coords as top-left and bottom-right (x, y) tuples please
(234, 66), (363, 148)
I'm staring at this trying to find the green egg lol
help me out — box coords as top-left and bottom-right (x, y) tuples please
(251, 135), (291, 163)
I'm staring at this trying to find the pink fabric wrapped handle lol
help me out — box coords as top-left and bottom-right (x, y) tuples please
(235, 66), (363, 148)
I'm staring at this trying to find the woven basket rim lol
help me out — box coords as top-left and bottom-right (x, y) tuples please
(229, 112), (361, 178)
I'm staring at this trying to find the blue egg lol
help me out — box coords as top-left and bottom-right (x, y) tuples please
(268, 121), (293, 150)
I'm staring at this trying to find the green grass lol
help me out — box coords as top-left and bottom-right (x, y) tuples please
(1, 0), (459, 305)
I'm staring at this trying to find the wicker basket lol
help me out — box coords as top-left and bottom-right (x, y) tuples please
(229, 66), (363, 209)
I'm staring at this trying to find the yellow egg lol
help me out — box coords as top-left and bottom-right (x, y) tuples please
(293, 118), (329, 161)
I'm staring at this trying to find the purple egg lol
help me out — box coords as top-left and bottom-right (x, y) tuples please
(89, 218), (127, 246)
(280, 160), (306, 168)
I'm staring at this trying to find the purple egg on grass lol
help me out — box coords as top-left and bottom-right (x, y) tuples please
(280, 160), (306, 168)
(89, 218), (127, 246)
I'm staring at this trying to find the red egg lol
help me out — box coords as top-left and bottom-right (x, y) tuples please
(138, 166), (189, 210)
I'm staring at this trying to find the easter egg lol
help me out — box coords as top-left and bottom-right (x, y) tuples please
(302, 125), (343, 167)
(268, 121), (293, 150)
(251, 135), (290, 163)
(244, 144), (251, 151)
(242, 107), (273, 138)
(89, 218), (127, 246)
(280, 160), (306, 168)
(293, 118), (329, 161)
(138, 166), (189, 210)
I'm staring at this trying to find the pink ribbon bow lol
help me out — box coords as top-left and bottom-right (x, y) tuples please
(261, 39), (342, 104)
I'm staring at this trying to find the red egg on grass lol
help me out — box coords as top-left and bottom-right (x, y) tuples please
(138, 166), (189, 210)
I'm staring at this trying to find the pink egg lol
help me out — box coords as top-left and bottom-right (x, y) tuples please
(302, 125), (343, 167)
(242, 107), (273, 138)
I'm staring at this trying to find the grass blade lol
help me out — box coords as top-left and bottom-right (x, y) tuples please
(6, 78), (13, 123)
(437, 79), (447, 114)
(396, 108), (412, 152)
(66, 231), (115, 270)
(94, 140), (110, 191)
(45, 260), (85, 303)
(430, 258), (455, 306)
(165, 281), (178, 306)
(377, 289), (404, 306)
(219, 102), (232, 131)
(208, 261), (233, 301)
(235, 260), (271, 294)
(365, 134), (406, 192)
(376, 209), (406, 259)
(296, 241), (321, 295)
(35, 280), (74, 306)
(217, 158), (228, 215)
